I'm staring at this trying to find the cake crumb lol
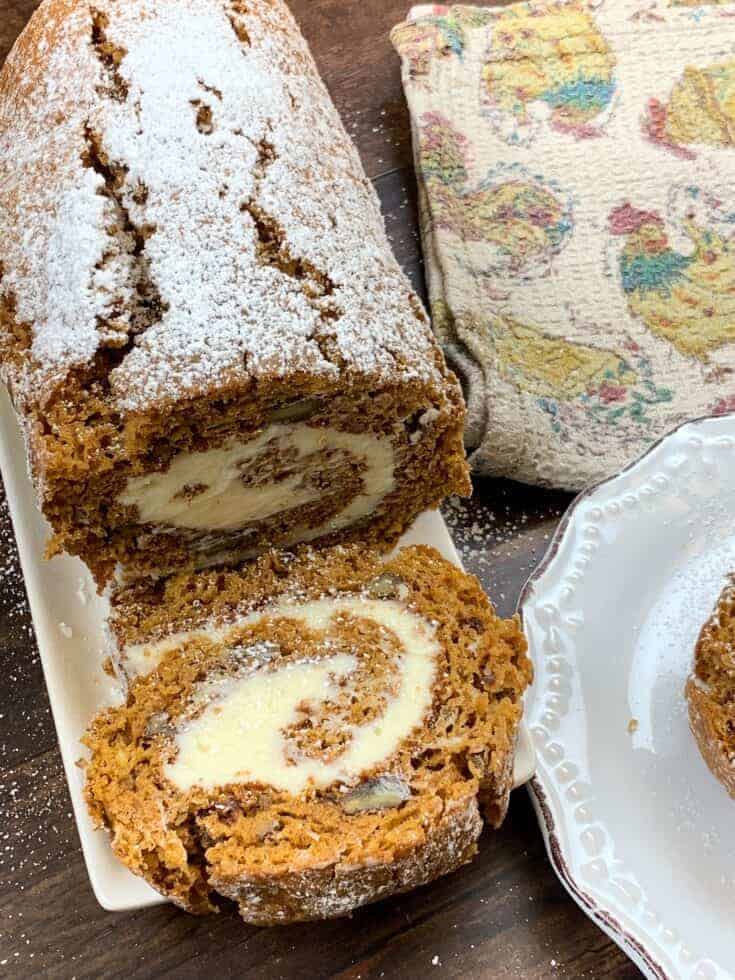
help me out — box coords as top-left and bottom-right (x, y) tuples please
(628, 718), (639, 734)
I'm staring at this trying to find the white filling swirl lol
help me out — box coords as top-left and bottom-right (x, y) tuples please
(118, 422), (396, 534)
(164, 598), (438, 795)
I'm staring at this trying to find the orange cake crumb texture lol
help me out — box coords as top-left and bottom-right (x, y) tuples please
(687, 580), (735, 799)
(44, 381), (469, 584)
(85, 546), (532, 924)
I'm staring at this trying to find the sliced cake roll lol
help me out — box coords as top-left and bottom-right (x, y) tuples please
(85, 545), (532, 923)
(687, 581), (735, 799)
(0, 0), (469, 585)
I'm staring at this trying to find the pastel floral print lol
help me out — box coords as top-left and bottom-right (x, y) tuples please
(645, 58), (735, 157)
(418, 112), (573, 277)
(392, 1), (735, 490)
(481, 2), (617, 143)
(711, 393), (735, 414)
(449, 307), (674, 444)
(488, 314), (637, 400)
(538, 347), (674, 438)
(401, 6), (495, 80)
(609, 188), (735, 360)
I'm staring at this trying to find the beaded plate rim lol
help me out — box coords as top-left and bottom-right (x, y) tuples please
(519, 411), (735, 980)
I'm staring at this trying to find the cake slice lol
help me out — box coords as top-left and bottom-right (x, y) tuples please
(84, 545), (532, 923)
(0, 0), (469, 585)
(687, 580), (735, 799)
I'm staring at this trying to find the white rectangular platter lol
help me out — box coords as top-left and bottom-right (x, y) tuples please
(0, 386), (535, 913)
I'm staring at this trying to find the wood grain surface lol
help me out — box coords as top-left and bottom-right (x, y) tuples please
(0, 2), (642, 978)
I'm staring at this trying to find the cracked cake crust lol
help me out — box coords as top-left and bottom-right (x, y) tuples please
(0, 0), (470, 583)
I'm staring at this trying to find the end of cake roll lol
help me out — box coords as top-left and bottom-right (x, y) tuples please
(687, 582), (735, 800)
(0, 0), (470, 586)
(84, 545), (532, 922)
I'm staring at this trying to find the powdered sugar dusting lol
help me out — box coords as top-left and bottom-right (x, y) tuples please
(42, 170), (113, 368)
(0, 0), (103, 401)
(0, 0), (441, 414)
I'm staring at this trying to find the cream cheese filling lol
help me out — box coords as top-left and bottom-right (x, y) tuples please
(164, 598), (439, 795)
(118, 423), (396, 534)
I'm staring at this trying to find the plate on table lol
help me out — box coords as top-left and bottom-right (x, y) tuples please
(0, 386), (535, 913)
(521, 415), (735, 980)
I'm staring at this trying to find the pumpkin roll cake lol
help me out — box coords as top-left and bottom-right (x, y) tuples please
(0, 0), (469, 585)
(85, 545), (532, 922)
(687, 581), (735, 800)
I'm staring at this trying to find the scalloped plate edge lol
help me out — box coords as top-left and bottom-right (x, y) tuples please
(517, 412), (735, 980)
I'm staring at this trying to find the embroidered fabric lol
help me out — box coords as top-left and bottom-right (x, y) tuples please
(393, 0), (735, 490)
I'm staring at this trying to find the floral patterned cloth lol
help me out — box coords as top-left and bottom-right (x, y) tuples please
(392, 0), (735, 490)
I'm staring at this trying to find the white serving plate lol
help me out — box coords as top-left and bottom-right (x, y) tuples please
(0, 386), (535, 913)
(521, 415), (735, 980)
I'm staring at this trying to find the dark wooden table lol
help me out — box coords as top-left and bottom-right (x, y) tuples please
(0, 2), (643, 977)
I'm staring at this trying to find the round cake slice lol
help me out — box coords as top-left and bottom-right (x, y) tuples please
(687, 580), (735, 799)
(84, 545), (532, 924)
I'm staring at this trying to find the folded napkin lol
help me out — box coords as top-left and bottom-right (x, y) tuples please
(392, 0), (735, 490)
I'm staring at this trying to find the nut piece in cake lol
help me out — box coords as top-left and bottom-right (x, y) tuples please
(687, 580), (735, 799)
(85, 545), (533, 923)
(0, 0), (470, 584)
